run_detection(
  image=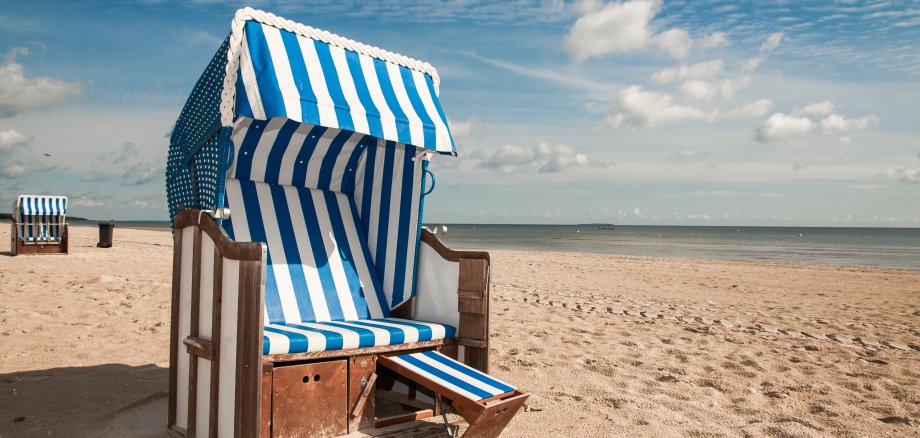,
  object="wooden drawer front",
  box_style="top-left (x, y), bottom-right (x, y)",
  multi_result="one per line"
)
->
top-left (272, 360), bottom-right (347, 438)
